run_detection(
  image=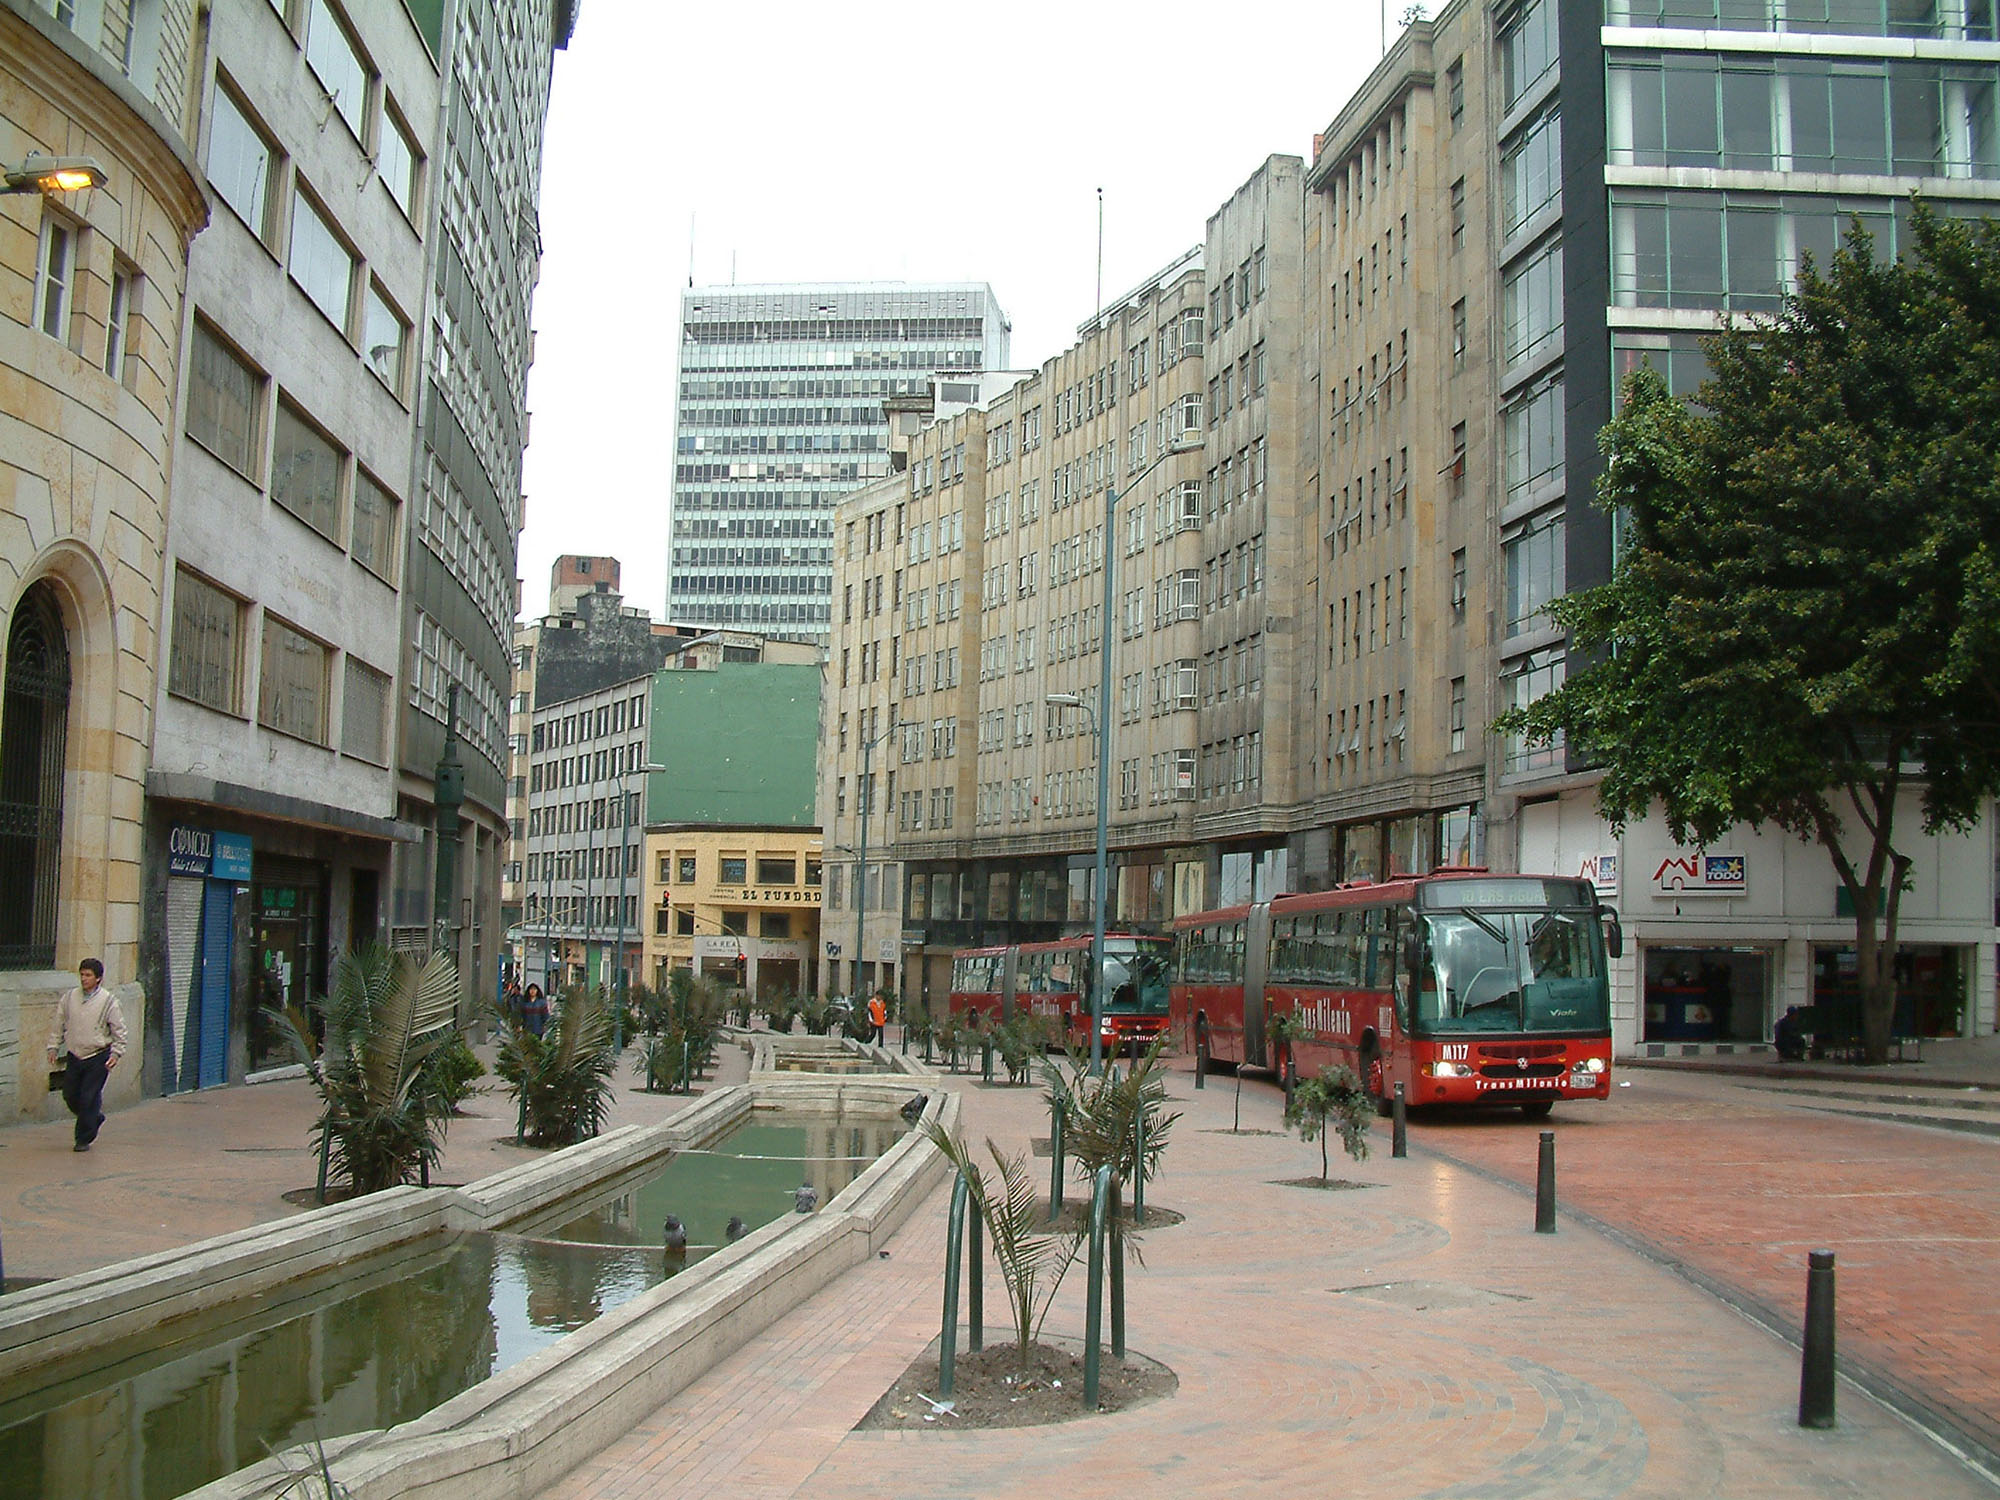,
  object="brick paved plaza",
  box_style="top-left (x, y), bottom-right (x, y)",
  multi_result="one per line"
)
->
top-left (2, 1040), bottom-right (1994, 1499)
